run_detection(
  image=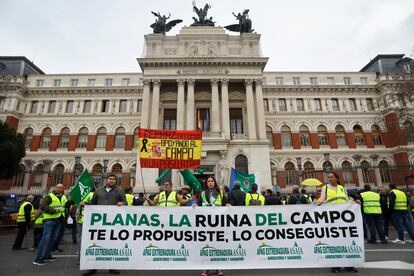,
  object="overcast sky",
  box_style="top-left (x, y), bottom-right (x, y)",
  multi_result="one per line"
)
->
top-left (1, 0), bottom-right (413, 74)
